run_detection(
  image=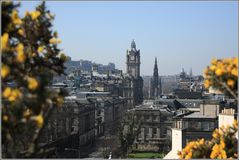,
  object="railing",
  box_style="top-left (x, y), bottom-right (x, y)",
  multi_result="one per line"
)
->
top-left (221, 108), bottom-right (236, 115)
